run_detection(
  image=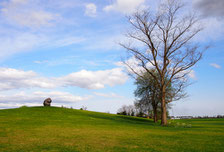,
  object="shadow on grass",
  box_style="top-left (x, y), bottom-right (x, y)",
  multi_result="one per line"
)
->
top-left (116, 115), bottom-right (153, 123)
top-left (87, 112), bottom-right (157, 126)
